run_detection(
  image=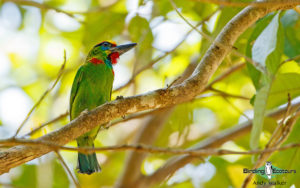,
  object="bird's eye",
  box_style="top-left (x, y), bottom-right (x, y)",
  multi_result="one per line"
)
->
top-left (102, 42), bottom-right (110, 47)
